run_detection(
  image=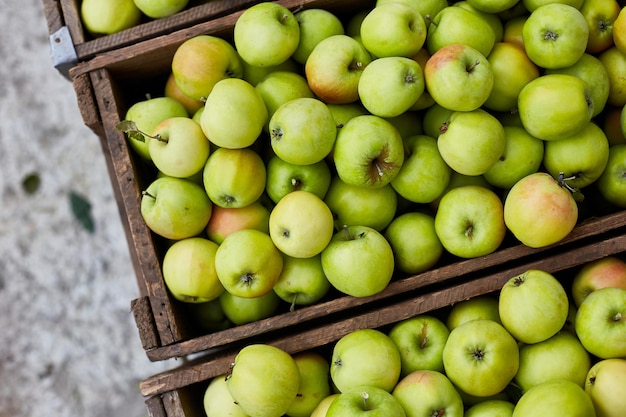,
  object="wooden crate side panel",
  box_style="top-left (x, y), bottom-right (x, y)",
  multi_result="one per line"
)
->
top-left (145, 395), bottom-right (167, 417)
top-left (59, 0), bottom-right (84, 46)
top-left (73, 72), bottom-right (103, 138)
top-left (131, 296), bottom-right (160, 351)
top-left (42, 0), bottom-right (64, 34)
